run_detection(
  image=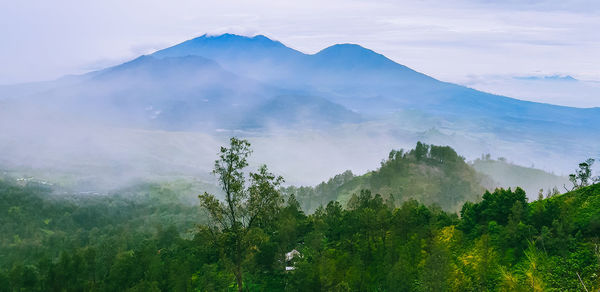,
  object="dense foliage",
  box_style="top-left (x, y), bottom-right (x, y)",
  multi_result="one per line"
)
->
top-left (0, 179), bottom-right (205, 291)
top-left (2, 140), bottom-right (600, 291)
top-left (285, 142), bottom-right (488, 213)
